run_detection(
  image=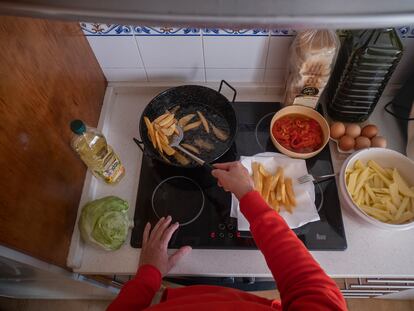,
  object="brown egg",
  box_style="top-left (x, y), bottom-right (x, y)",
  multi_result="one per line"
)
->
top-left (361, 124), bottom-right (378, 139)
top-left (338, 135), bottom-right (355, 151)
top-left (345, 124), bottom-right (361, 138)
top-left (330, 122), bottom-right (346, 139)
top-left (355, 136), bottom-right (371, 150)
top-left (371, 136), bottom-right (387, 148)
